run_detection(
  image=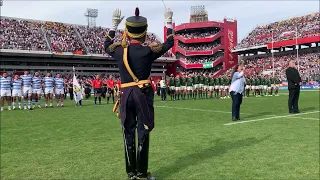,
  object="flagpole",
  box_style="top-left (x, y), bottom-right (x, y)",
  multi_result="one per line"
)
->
top-left (272, 30), bottom-right (275, 78)
top-left (295, 27), bottom-right (299, 71)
